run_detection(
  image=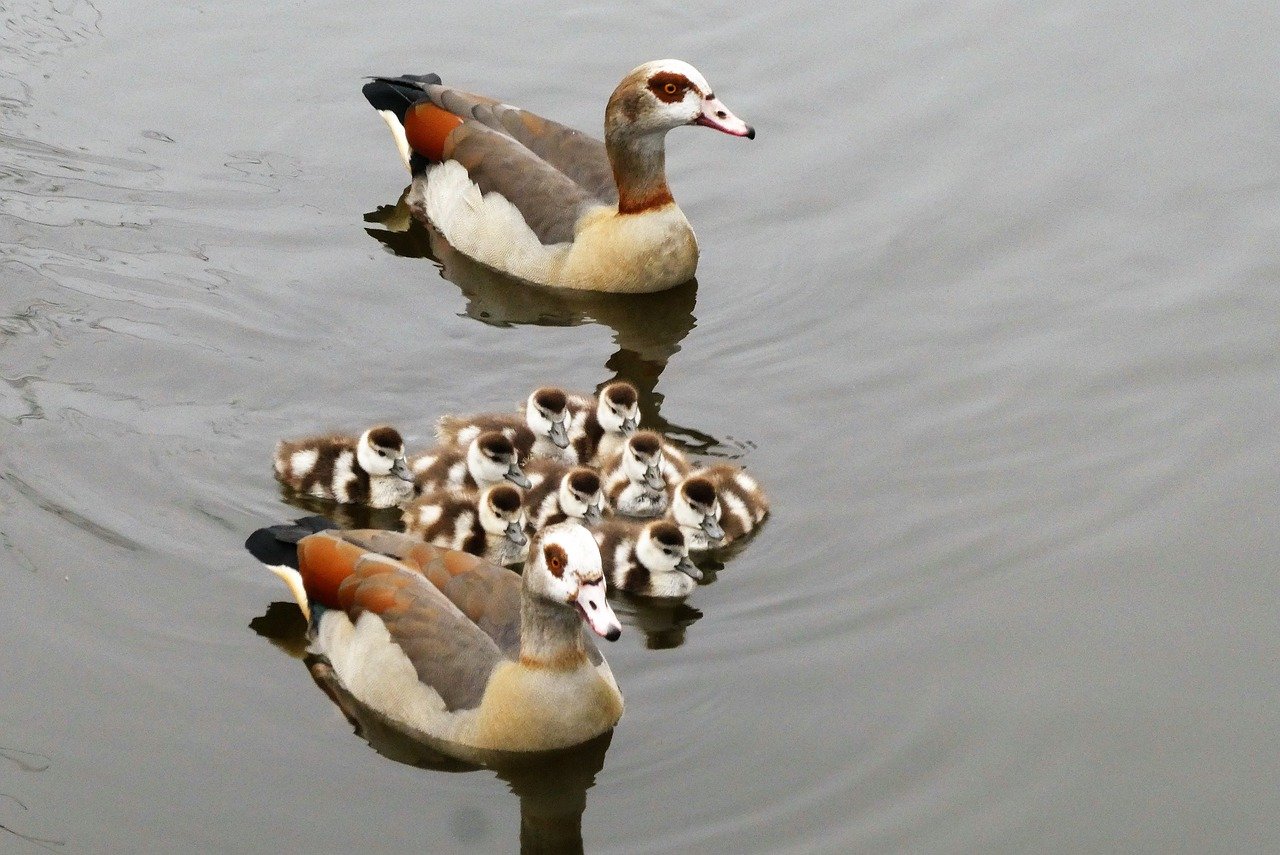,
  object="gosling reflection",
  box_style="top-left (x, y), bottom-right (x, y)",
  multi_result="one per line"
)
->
top-left (249, 605), bottom-right (611, 855)
top-left (365, 193), bottom-right (736, 456)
